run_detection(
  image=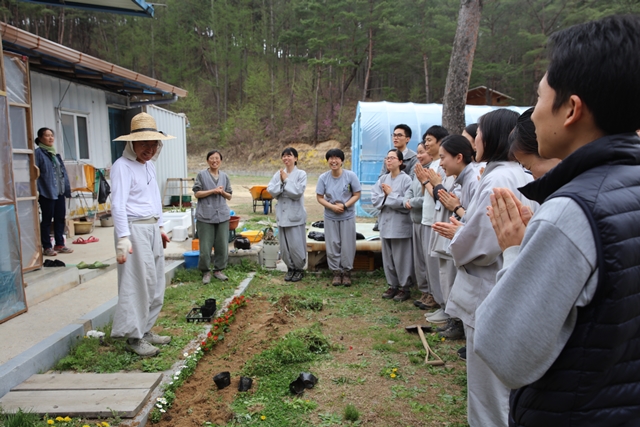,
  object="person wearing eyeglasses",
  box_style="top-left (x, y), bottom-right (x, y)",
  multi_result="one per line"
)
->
top-left (372, 149), bottom-right (415, 302)
top-left (373, 124), bottom-right (418, 232)
top-left (110, 112), bottom-right (173, 357)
